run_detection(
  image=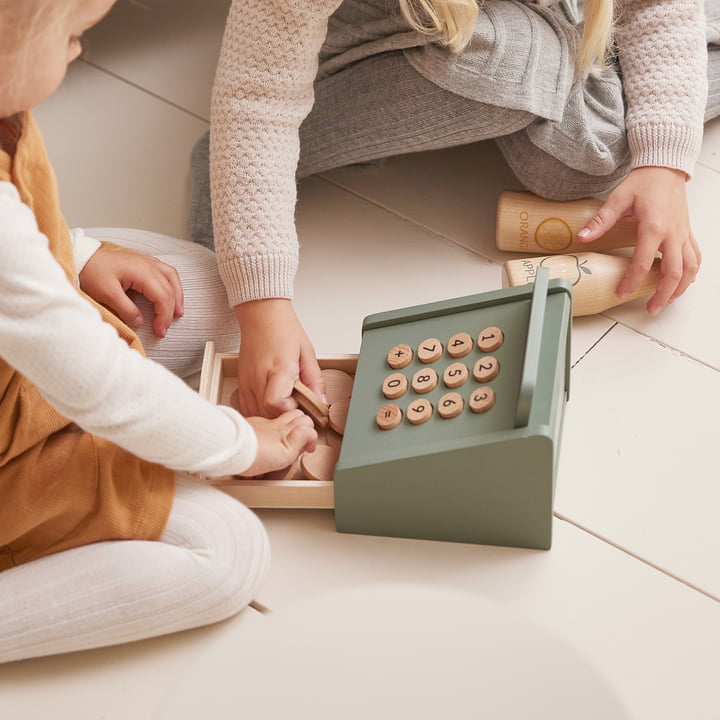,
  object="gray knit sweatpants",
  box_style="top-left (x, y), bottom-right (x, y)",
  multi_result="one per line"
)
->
top-left (189, 4), bottom-right (720, 250)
